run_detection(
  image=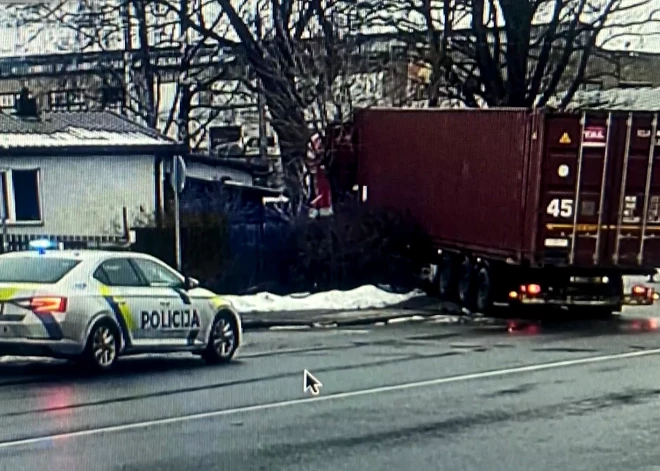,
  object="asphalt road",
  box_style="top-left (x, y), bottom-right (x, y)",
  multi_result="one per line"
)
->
top-left (3, 307), bottom-right (660, 470)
